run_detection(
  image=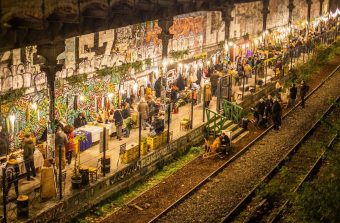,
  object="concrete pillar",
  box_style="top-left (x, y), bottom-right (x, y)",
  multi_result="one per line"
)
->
top-left (158, 18), bottom-right (174, 62)
top-left (37, 41), bottom-right (65, 134)
top-left (221, 3), bottom-right (235, 42)
top-left (307, 0), bottom-right (313, 23)
top-left (319, 0), bottom-right (324, 16)
top-left (288, 0), bottom-right (295, 26)
top-left (261, 0), bottom-right (270, 32)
